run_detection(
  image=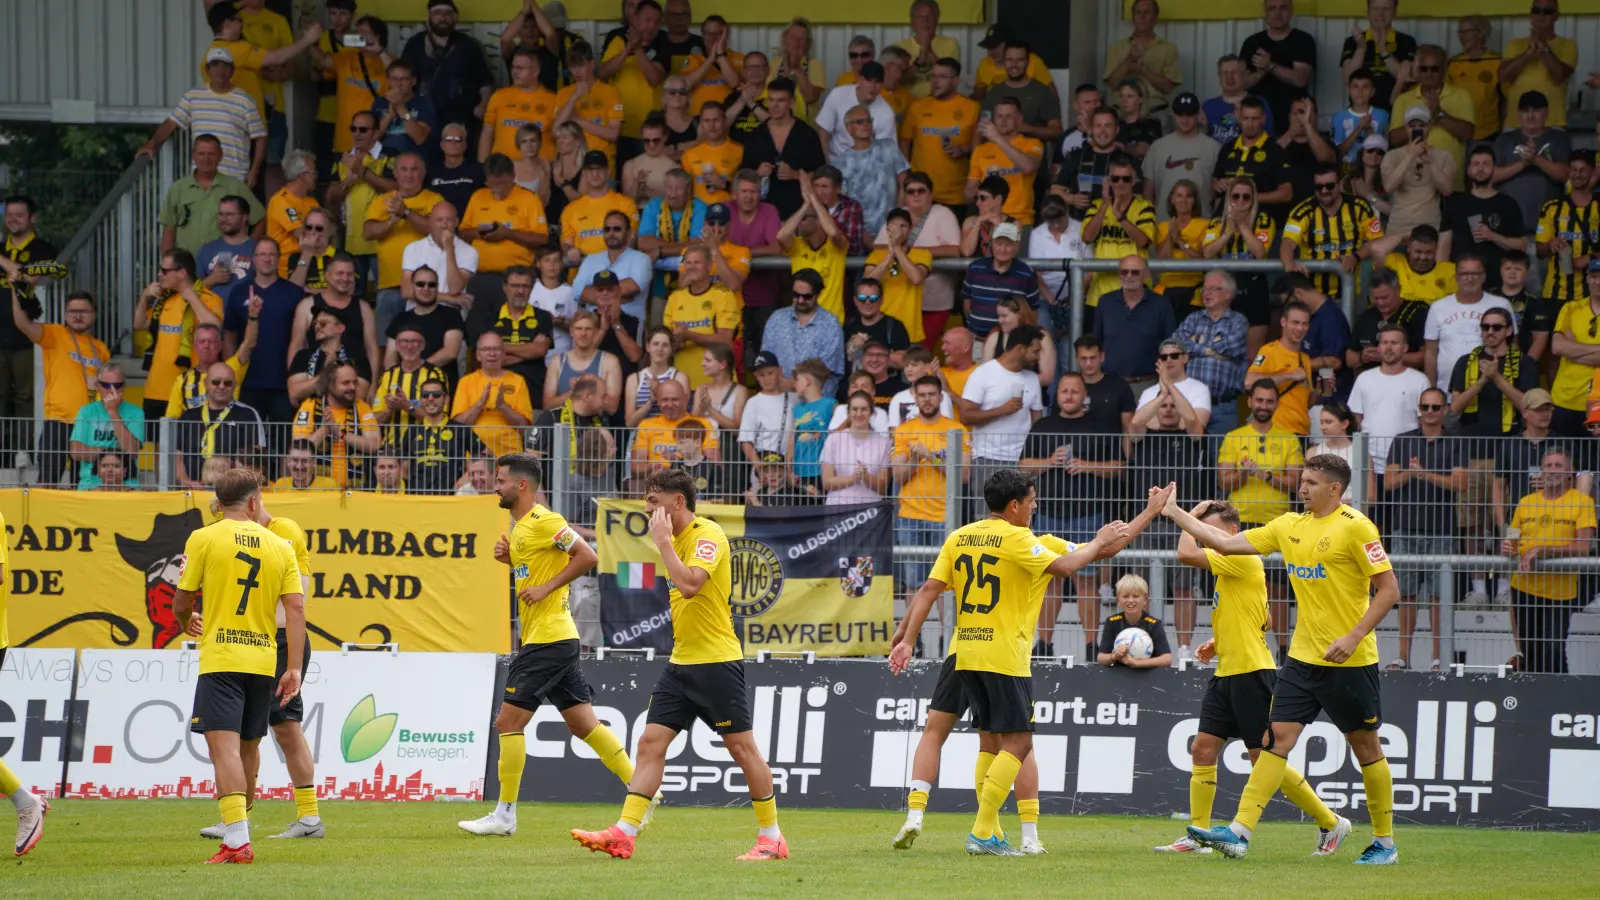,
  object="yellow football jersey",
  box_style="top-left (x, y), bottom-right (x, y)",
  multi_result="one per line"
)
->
top-left (1383, 253), bottom-right (1458, 305)
top-left (265, 517), bottom-right (312, 581)
top-left (933, 518), bottom-right (1064, 677)
top-left (1244, 505), bottom-right (1392, 669)
top-left (1204, 549), bottom-right (1275, 677)
top-left (512, 504), bottom-right (583, 645)
top-left (179, 518), bottom-right (301, 676)
top-left (667, 516), bottom-right (743, 665)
